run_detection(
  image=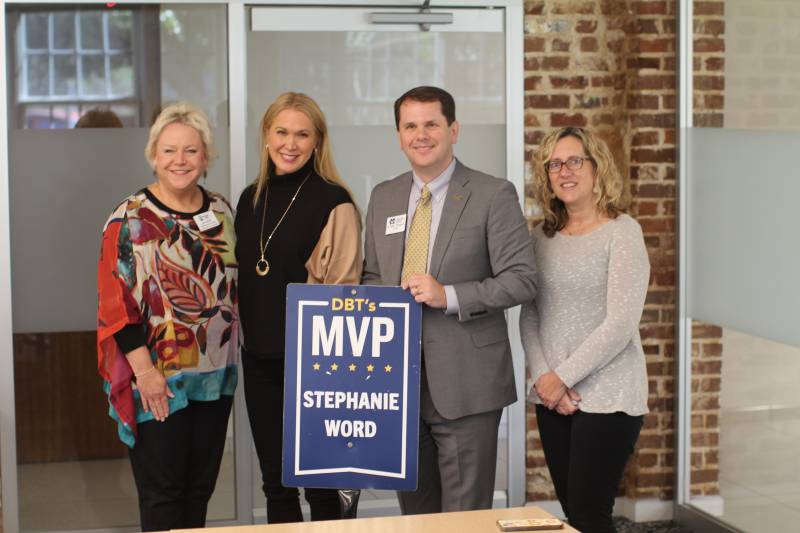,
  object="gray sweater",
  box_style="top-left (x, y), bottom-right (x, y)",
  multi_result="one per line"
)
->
top-left (520, 214), bottom-right (650, 415)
